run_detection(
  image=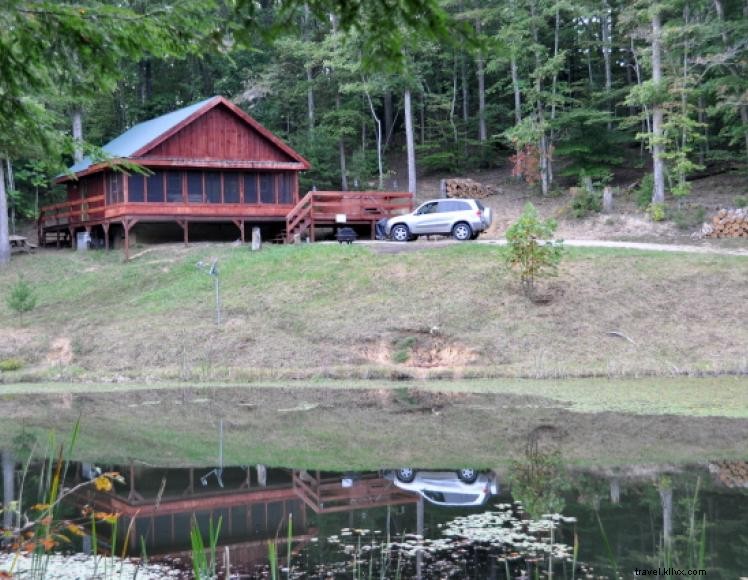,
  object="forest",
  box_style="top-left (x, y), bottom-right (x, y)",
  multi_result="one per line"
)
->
top-left (0, 0), bottom-right (747, 263)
